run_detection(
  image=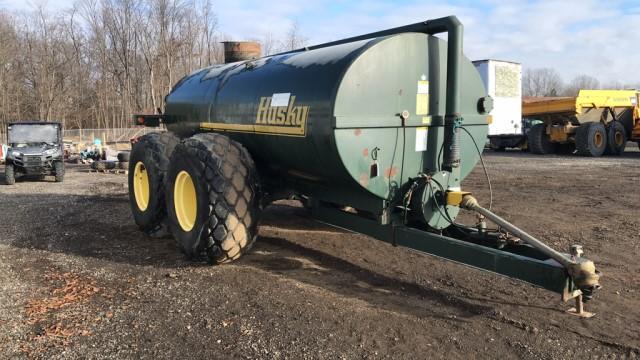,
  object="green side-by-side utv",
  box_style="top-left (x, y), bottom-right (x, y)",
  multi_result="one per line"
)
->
top-left (3, 122), bottom-right (65, 184)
